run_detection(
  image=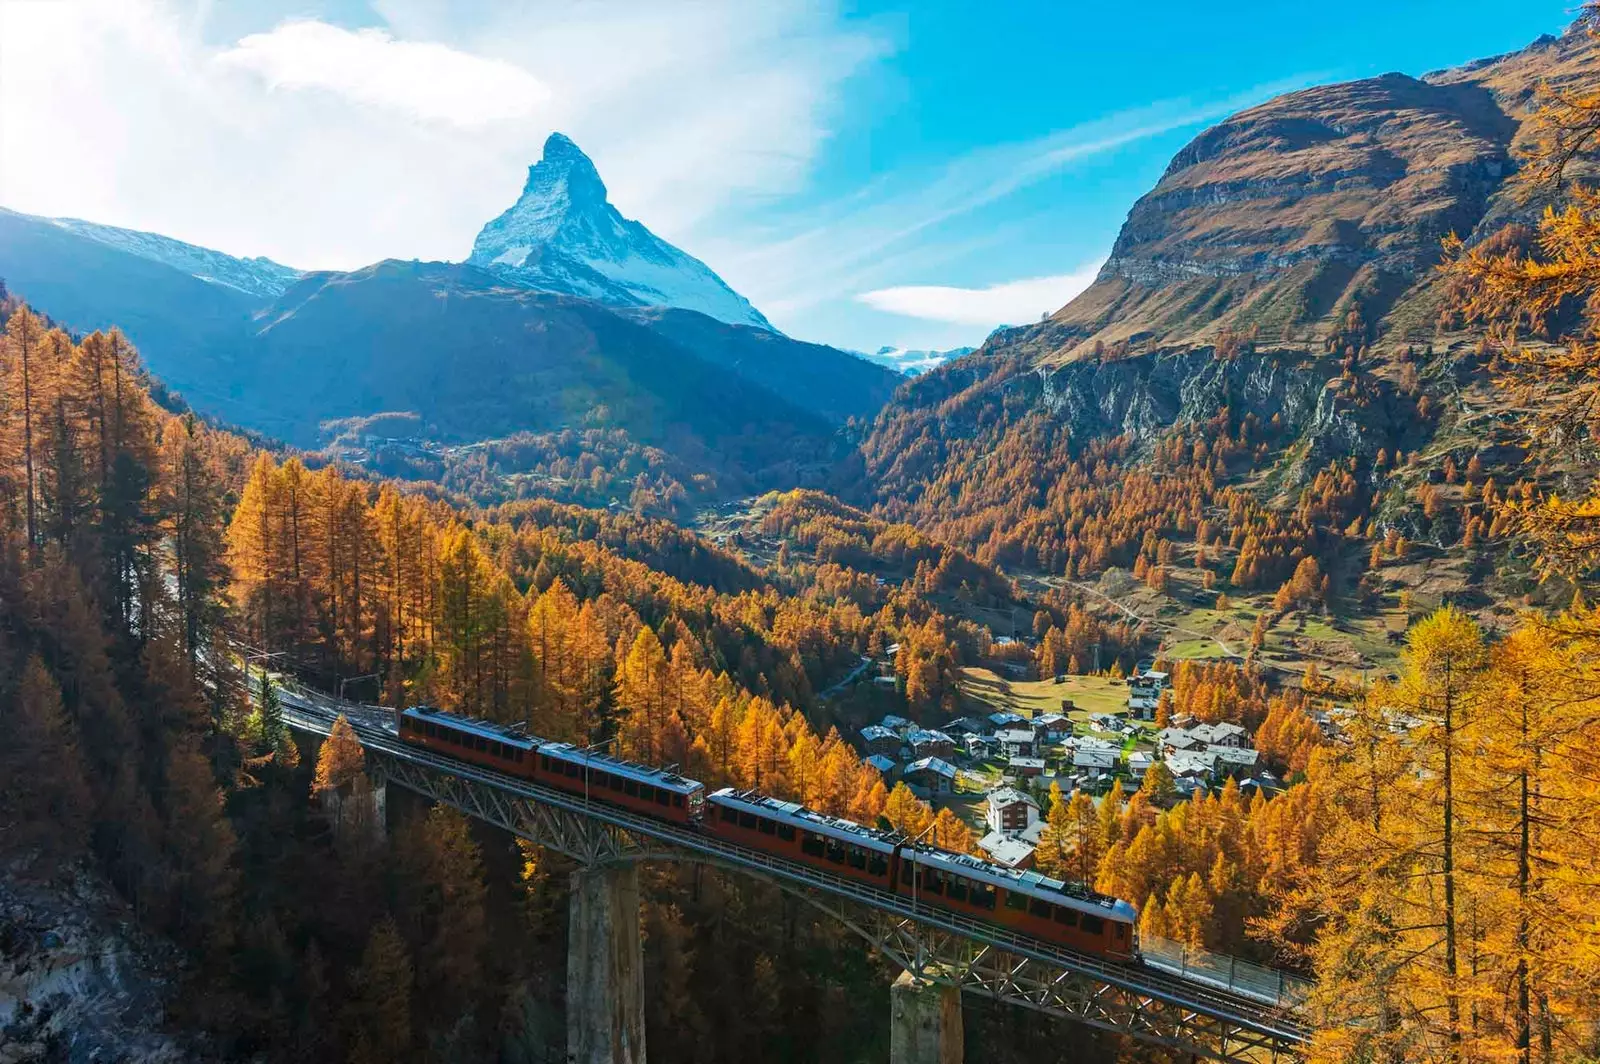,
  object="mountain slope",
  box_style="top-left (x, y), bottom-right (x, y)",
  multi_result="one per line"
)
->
top-left (1018, 29), bottom-right (1590, 364)
top-left (469, 133), bottom-right (772, 330)
top-left (616, 306), bottom-right (900, 423)
top-left (237, 260), bottom-right (838, 482)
